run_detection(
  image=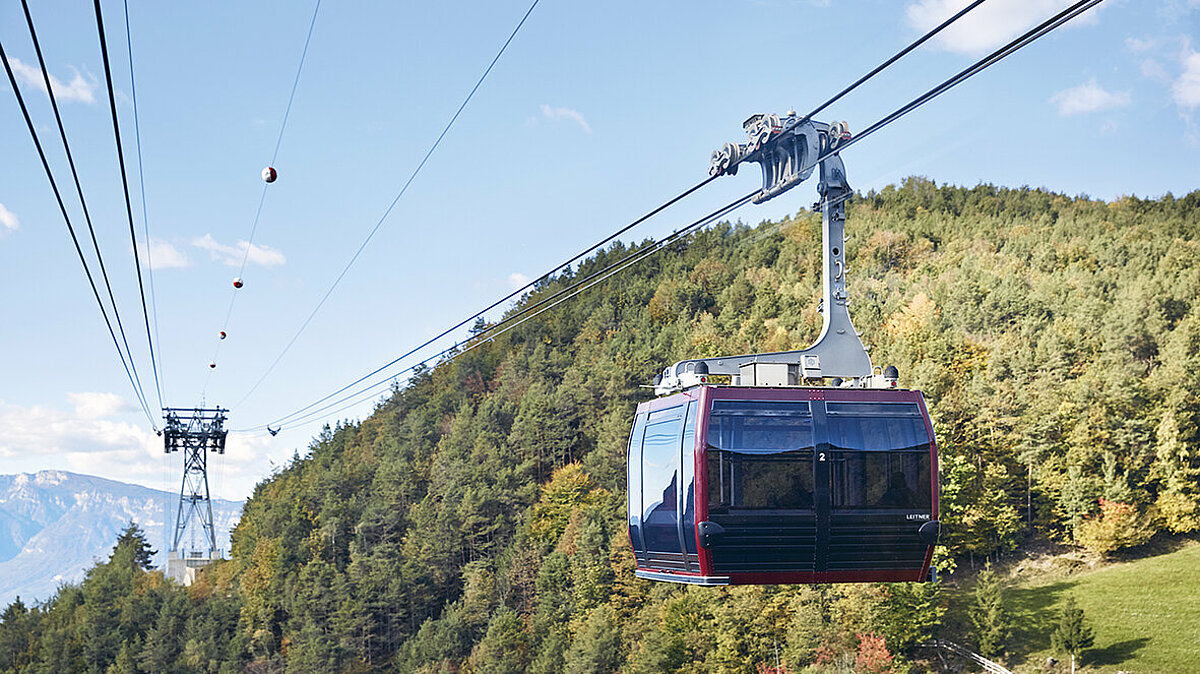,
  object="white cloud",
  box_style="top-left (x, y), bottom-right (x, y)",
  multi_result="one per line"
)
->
top-left (905, 0), bottom-right (1101, 56)
top-left (540, 105), bottom-right (592, 133)
top-left (67, 392), bottom-right (132, 420)
top-left (0, 397), bottom-right (152, 458)
top-left (0, 396), bottom-right (279, 499)
top-left (192, 233), bottom-right (286, 267)
top-left (1050, 79), bottom-right (1131, 115)
top-left (1126, 37), bottom-right (1156, 53)
top-left (1141, 58), bottom-right (1171, 83)
top-left (507, 272), bottom-right (531, 289)
top-left (0, 203), bottom-right (18, 234)
top-left (137, 238), bottom-right (189, 270)
top-left (1173, 49), bottom-right (1200, 109)
top-left (5, 57), bottom-right (97, 104)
